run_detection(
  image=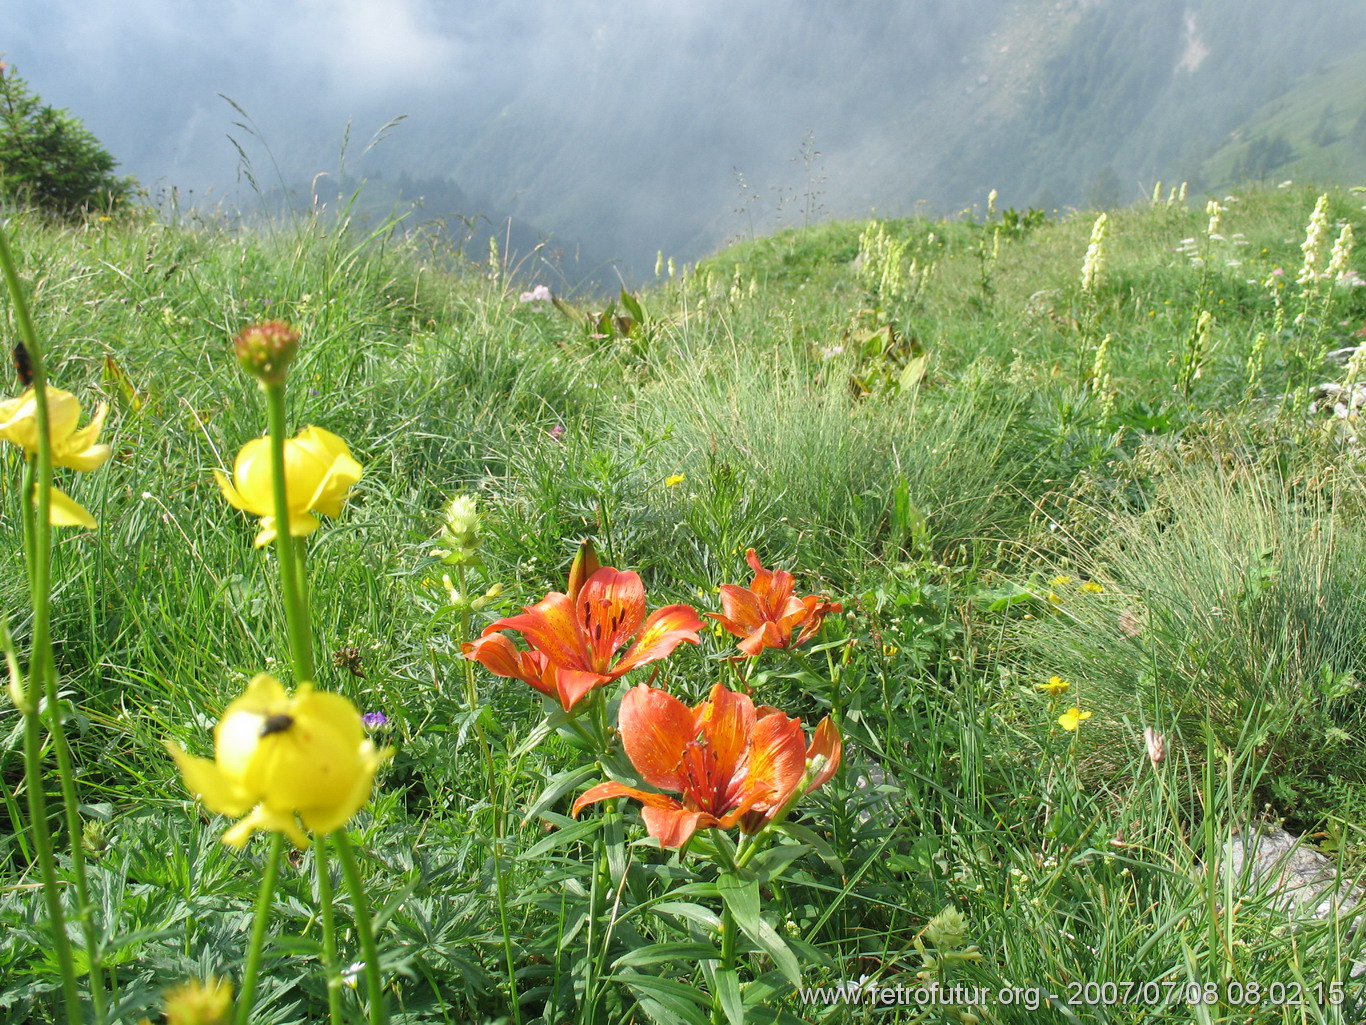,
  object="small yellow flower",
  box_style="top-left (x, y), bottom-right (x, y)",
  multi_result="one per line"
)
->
top-left (1036, 675), bottom-right (1071, 696)
top-left (161, 976), bottom-right (233, 1025)
top-left (665, 473), bottom-right (686, 487)
top-left (1048, 575), bottom-right (1073, 588)
top-left (166, 674), bottom-right (391, 848)
top-left (1058, 706), bottom-right (1093, 731)
top-left (0, 386), bottom-right (112, 527)
top-left (215, 426), bottom-right (361, 546)
top-left (883, 644), bottom-right (899, 658)
top-left (1080, 581), bottom-right (1104, 594)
